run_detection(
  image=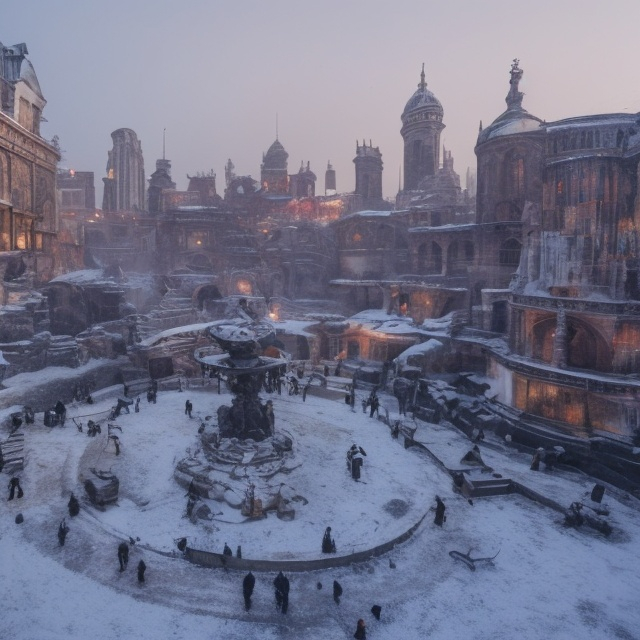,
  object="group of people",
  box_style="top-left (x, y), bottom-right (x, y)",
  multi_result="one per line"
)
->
top-left (117, 541), bottom-right (146, 582)
top-left (222, 543), bottom-right (242, 558)
top-left (44, 400), bottom-right (67, 427)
